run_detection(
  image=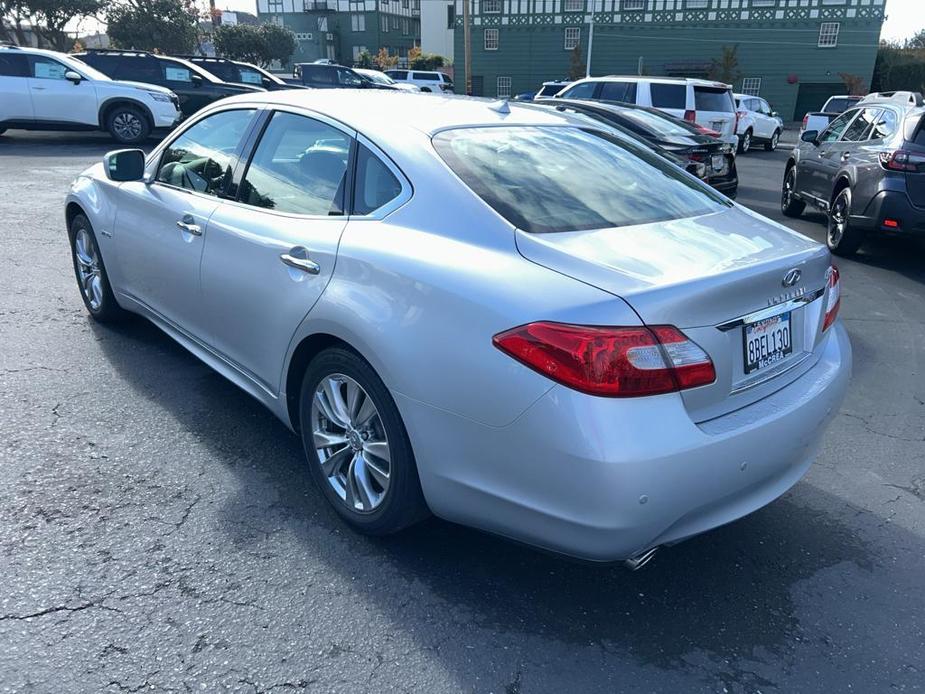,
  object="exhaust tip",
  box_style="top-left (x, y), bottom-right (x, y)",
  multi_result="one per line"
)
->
top-left (624, 547), bottom-right (659, 571)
